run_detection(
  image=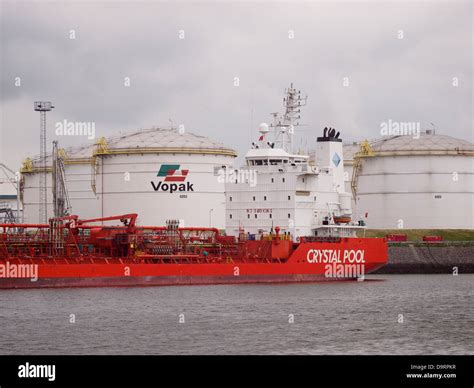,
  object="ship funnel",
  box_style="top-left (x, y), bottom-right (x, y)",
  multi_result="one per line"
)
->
top-left (318, 127), bottom-right (343, 142)
top-left (316, 126), bottom-right (345, 193)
